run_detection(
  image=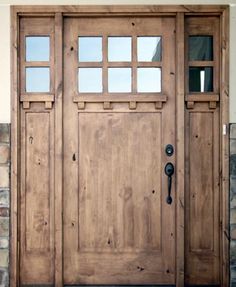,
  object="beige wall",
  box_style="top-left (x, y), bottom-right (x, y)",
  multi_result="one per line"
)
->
top-left (0, 1), bottom-right (235, 122)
